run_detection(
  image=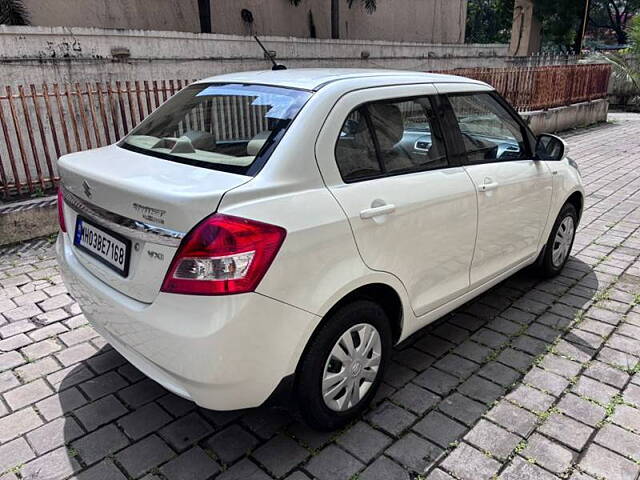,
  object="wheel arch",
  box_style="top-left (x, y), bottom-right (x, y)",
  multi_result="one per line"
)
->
top-left (566, 190), bottom-right (584, 221)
